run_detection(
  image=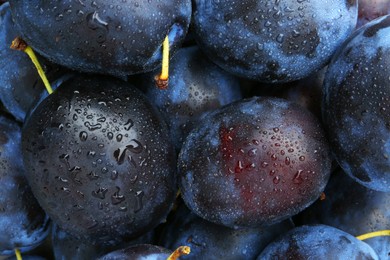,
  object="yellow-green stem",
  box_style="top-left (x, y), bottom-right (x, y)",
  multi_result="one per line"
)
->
top-left (10, 37), bottom-right (53, 95)
top-left (155, 35), bottom-right (170, 89)
top-left (356, 230), bottom-right (390, 241)
top-left (15, 248), bottom-right (22, 260)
